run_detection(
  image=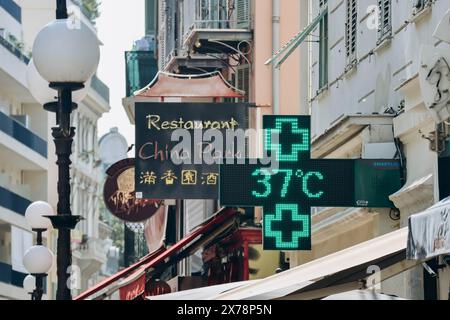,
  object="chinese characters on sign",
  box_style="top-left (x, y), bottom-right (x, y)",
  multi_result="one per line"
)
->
top-left (220, 116), bottom-right (403, 251)
top-left (135, 102), bottom-right (249, 199)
